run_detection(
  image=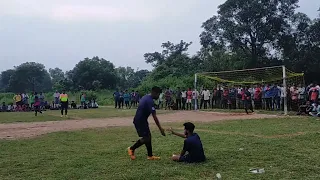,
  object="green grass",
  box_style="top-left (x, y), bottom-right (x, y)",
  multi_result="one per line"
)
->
top-left (0, 107), bottom-right (168, 123)
top-left (1, 117), bottom-right (320, 179)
